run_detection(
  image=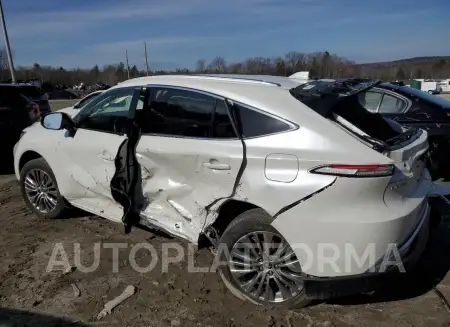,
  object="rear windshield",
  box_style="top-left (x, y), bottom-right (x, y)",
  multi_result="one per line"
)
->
top-left (19, 85), bottom-right (43, 98)
top-left (289, 81), bottom-right (401, 142)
